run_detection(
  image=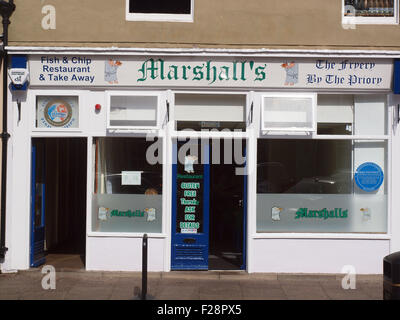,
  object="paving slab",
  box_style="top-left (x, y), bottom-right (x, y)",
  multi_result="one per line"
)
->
top-left (0, 270), bottom-right (384, 300)
top-left (155, 284), bottom-right (200, 300)
top-left (319, 281), bottom-right (376, 300)
top-left (161, 271), bottom-right (220, 280)
top-left (199, 281), bottom-right (243, 300)
top-left (281, 282), bottom-right (330, 300)
top-left (241, 286), bottom-right (288, 300)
